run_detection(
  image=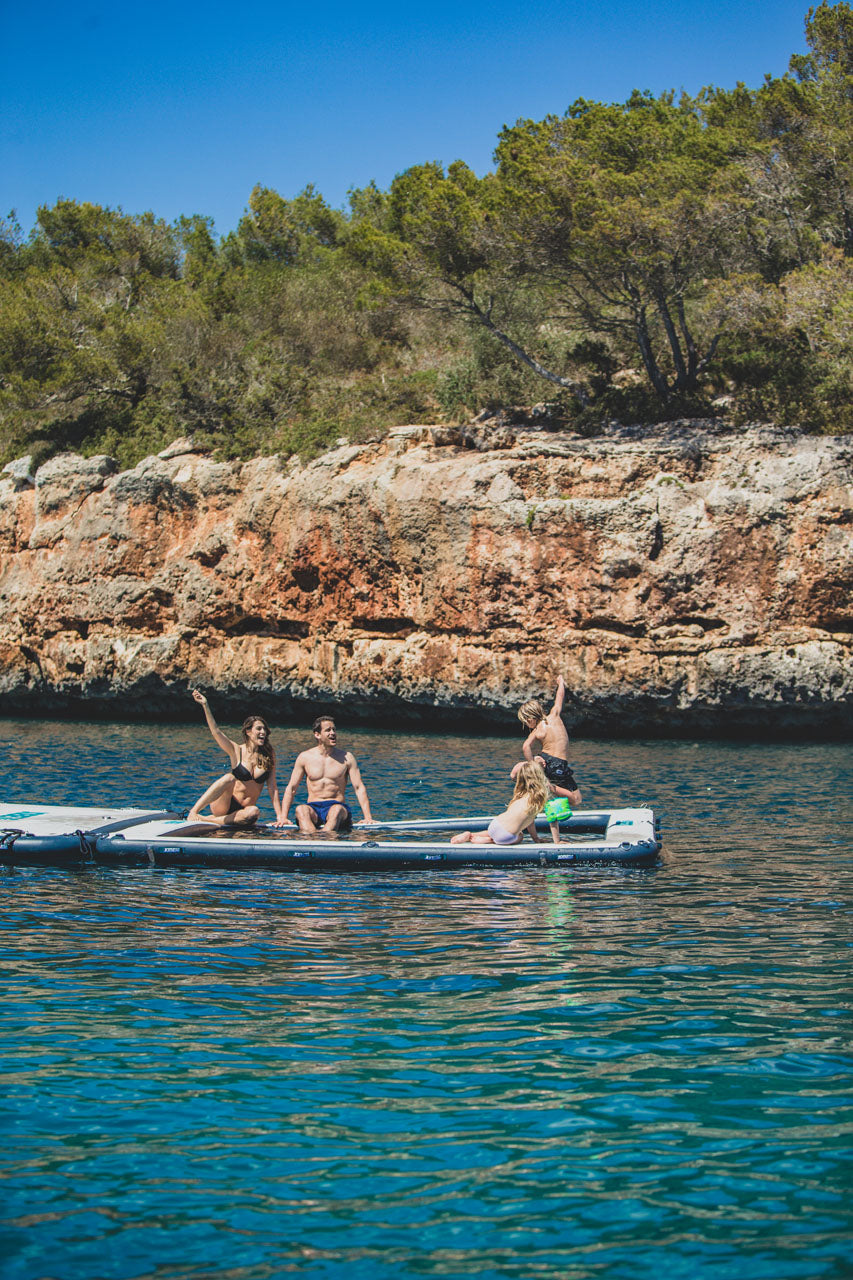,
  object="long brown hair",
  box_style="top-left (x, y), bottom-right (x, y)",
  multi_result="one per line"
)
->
top-left (242, 714), bottom-right (274, 772)
top-left (512, 762), bottom-right (550, 815)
